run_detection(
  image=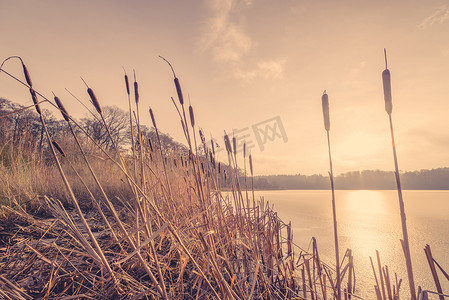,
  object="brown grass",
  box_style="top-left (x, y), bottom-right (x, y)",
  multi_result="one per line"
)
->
top-left (0, 55), bottom-right (422, 299)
